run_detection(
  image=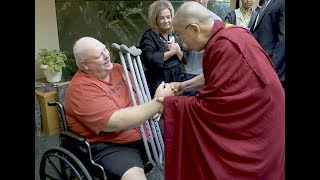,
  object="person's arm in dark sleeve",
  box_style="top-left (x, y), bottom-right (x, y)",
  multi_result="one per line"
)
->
top-left (272, 0), bottom-right (285, 74)
top-left (139, 31), bottom-right (164, 68)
